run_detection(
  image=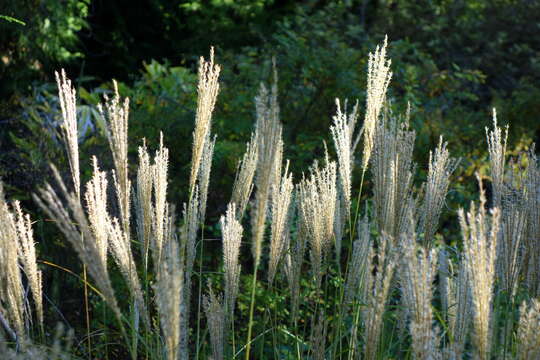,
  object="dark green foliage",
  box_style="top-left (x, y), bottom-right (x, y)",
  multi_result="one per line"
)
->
top-left (0, 0), bottom-right (89, 97)
top-left (1, 1), bottom-right (540, 357)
